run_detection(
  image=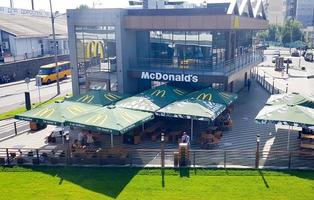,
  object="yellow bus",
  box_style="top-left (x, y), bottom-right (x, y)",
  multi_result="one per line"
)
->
top-left (37, 61), bottom-right (71, 84)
